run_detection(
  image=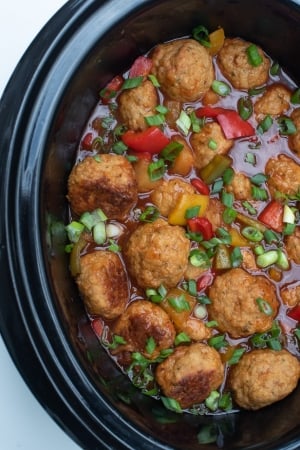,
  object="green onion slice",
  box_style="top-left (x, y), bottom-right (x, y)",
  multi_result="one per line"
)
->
top-left (277, 116), bottom-right (297, 135)
top-left (144, 113), bottom-right (165, 126)
top-left (291, 88), bottom-right (300, 105)
top-left (237, 96), bottom-right (253, 120)
top-left (175, 332), bottom-right (191, 346)
top-left (256, 250), bottom-right (278, 268)
top-left (160, 141), bottom-right (184, 162)
top-left (248, 86), bottom-right (266, 96)
top-left (139, 205), bottom-right (160, 222)
top-left (242, 201), bottom-right (257, 215)
top-left (148, 74), bottom-right (160, 87)
top-left (176, 110), bottom-right (191, 135)
top-left (161, 397), bottom-right (182, 413)
top-left (256, 297), bottom-right (274, 316)
top-left (241, 226), bottom-right (263, 242)
top-left (270, 61), bottom-right (280, 76)
top-left (257, 115), bottom-right (273, 134)
top-left (167, 294), bottom-right (191, 312)
top-left (222, 167), bottom-right (234, 185)
top-left (65, 221), bottom-right (85, 243)
top-left (230, 246), bottom-right (243, 268)
top-left (145, 336), bottom-right (156, 355)
top-left (205, 391), bottom-right (220, 412)
top-left (185, 205), bottom-right (200, 219)
top-left (227, 347), bottom-right (245, 365)
top-left (192, 25), bottom-right (211, 47)
top-left (148, 159), bottom-right (166, 181)
top-left (121, 76), bottom-right (143, 90)
top-left (208, 334), bottom-right (228, 349)
top-left (250, 173), bottom-right (268, 186)
top-left (211, 80), bottom-right (231, 96)
top-left (251, 185), bottom-right (268, 201)
top-left (246, 44), bottom-right (263, 67)
top-left (208, 138), bottom-right (218, 150)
